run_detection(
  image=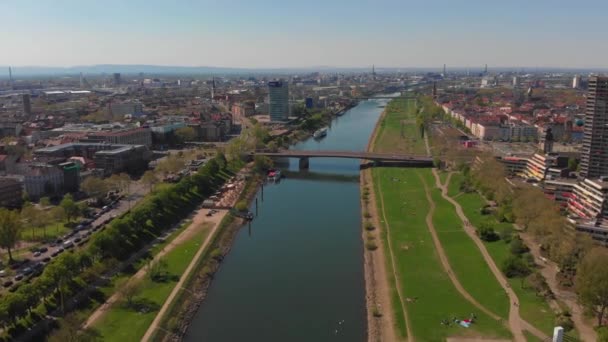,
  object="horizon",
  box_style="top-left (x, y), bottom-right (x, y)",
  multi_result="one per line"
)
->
top-left (2, 0), bottom-right (608, 69)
